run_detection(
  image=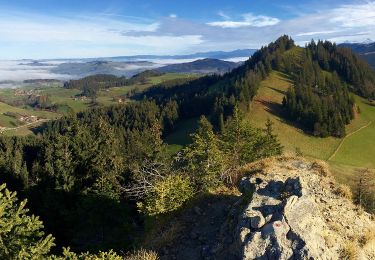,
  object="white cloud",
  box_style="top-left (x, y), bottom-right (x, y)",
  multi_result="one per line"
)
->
top-left (0, 11), bottom-right (203, 59)
top-left (330, 2), bottom-right (375, 27)
top-left (217, 11), bottom-right (230, 20)
top-left (207, 13), bottom-right (280, 28)
top-left (296, 30), bottom-right (341, 37)
top-left (169, 14), bottom-right (177, 18)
